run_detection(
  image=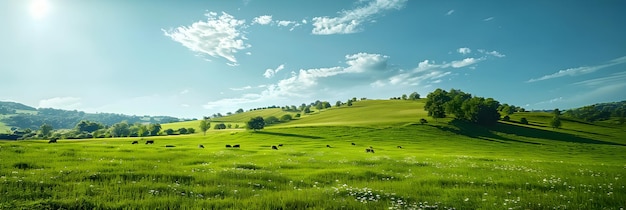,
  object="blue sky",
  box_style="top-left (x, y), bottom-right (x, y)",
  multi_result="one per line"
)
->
top-left (1, 0), bottom-right (625, 119)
